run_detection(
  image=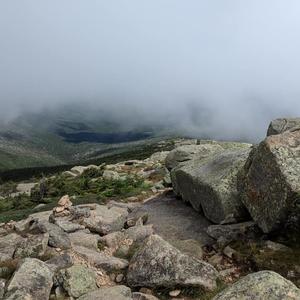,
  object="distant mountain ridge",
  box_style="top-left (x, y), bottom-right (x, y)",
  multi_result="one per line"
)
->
top-left (0, 105), bottom-right (169, 171)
